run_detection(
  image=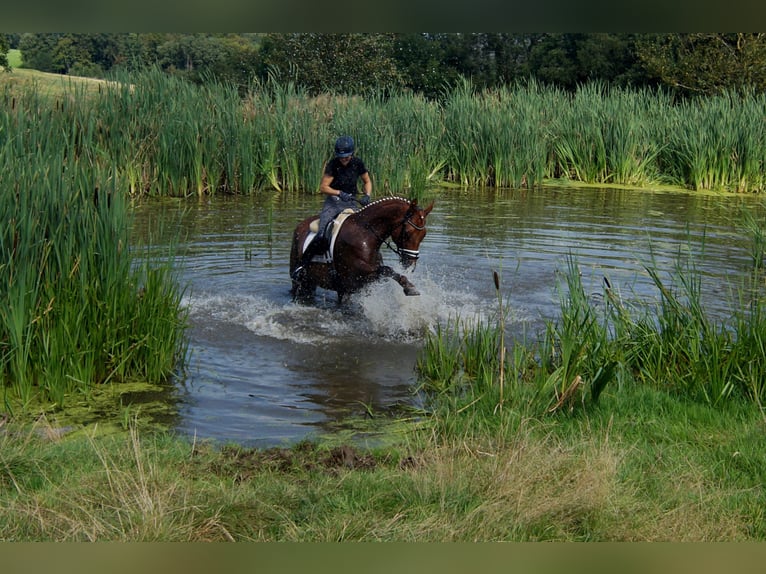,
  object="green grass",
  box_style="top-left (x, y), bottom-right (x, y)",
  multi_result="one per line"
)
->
top-left (0, 65), bottom-right (113, 99)
top-left (1, 389), bottom-right (764, 541)
top-left (0, 71), bottom-right (188, 412)
top-left (7, 49), bottom-right (21, 69)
